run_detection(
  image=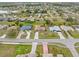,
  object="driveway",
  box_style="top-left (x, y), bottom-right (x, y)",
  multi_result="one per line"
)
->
top-left (34, 32), bottom-right (39, 40)
top-left (43, 42), bottom-right (48, 54)
top-left (30, 42), bottom-right (38, 54)
top-left (16, 31), bottom-right (24, 39)
top-left (57, 32), bottom-right (65, 39)
top-left (0, 34), bottom-right (6, 38)
top-left (29, 32), bottom-right (39, 56)
top-left (25, 30), bottom-right (31, 39)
